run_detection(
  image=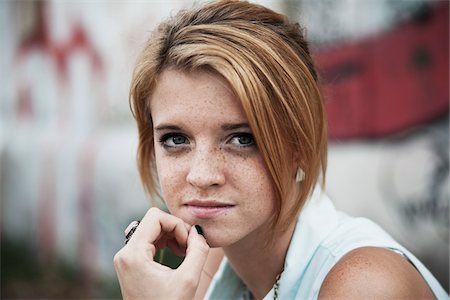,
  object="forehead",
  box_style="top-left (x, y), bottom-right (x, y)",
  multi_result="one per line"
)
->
top-left (150, 69), bottom-right (248, 125)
